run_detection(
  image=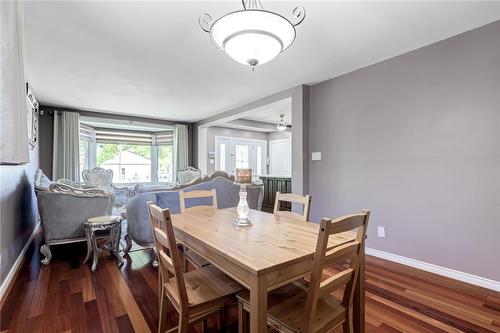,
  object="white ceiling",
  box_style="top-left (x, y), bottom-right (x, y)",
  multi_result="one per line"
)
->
top-left (23, 1), bottom-right (500, 122)
top-left (241, 98), bottom-right (291, 124)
